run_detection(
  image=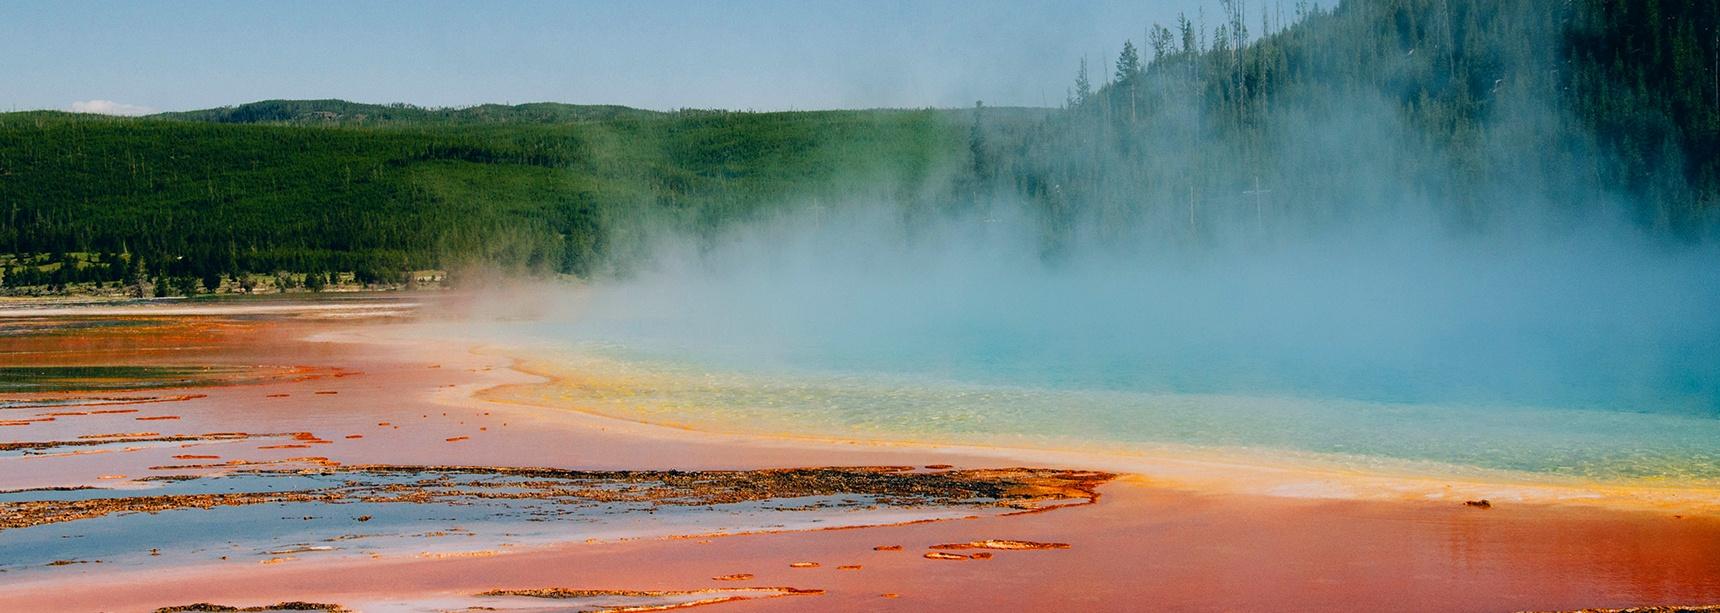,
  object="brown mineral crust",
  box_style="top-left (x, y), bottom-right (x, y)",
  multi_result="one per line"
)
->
top-left (929, 539), bottom-right (1072, 551)
top-left (146, 457), bottom-right (338, 471)
top-left (873, 545), bottom-right (903, 551)
top-left (341, 464), bottom-right (1110, 509)
top-left (3, 432), bottom-right (276, 452)
top-left (0, 464), bottom-right (1111, 535)
top-left (476, 586), bottom-right (824, 598)
top-left (152, 602), bottom-right (349, 612)
top-left (923, 552), bottom-right (969, 560)
top-left (472, 586), bottom-right (826, 613)
top-left (0, 489), bottom-right (347, 530)
top-left (1530, 607), bottom-right (1720, 613)
top-left (0, 394), bottom-right (205, 412)
top-left (711, 574), bottom-right (754, 581)
top-left (0, 485), bottom-right (99, 494)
